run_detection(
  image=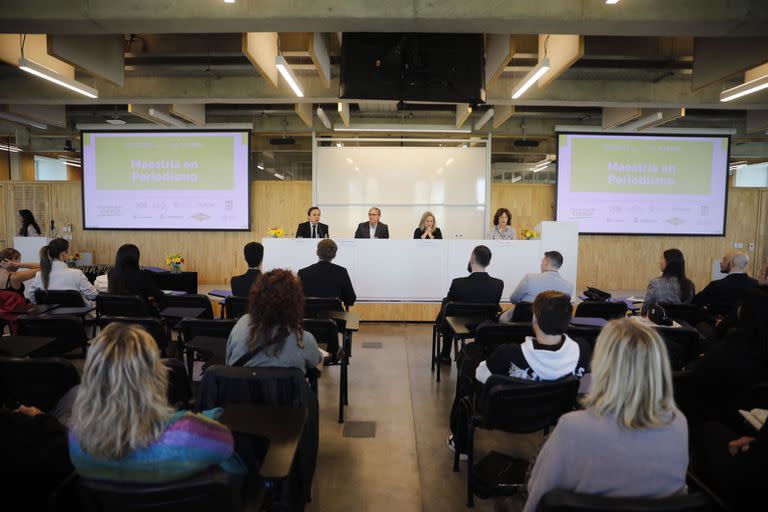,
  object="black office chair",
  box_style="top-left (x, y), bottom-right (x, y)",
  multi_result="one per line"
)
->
top-left (538, 489), bottom-right (713, 512)
top-left (304, 297), bottom-right (344, 317)
top-left (459, 375), bottom-right (580, 506)
top-left (574, 300), bottom-right (628, 320)
top-left (658, 303), bottom-right (705, 326)
top-left (655, 323), bottom-right (701, 370)
top-left (433, 301), bottom-right (500, 382)
top-left (165, 294), bottom-right (214, 319)
top-left (473, 322), bottom-right (534, 357)
top-left (77, 467), bottom-right (250, 512)
top-left (17, 315), bottom-right (89, 357)
top-left (34, 289), bottom-right (87, 307)
top-left (96, 293), bottom-right (152, 318)
top-left (223, 296), bottom-right (249, 319)
top-left (302, 318), bottom-right (340, 361)
top-left (97, 316), bottom-right (169, 354)
top-left (179, 318), bottom-right (238, 380)
top-left (163, 358), bottom-right (193, 409)
top-left (0, 356), bottom-right (80, 412)
top-left (510, 301), bottom-right (534, 322)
